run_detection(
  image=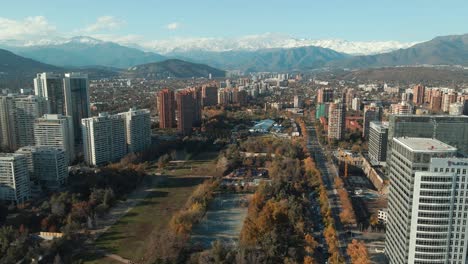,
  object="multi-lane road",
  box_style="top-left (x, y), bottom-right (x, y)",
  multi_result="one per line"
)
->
top-left (306, 123), bottom-right (349, 262)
